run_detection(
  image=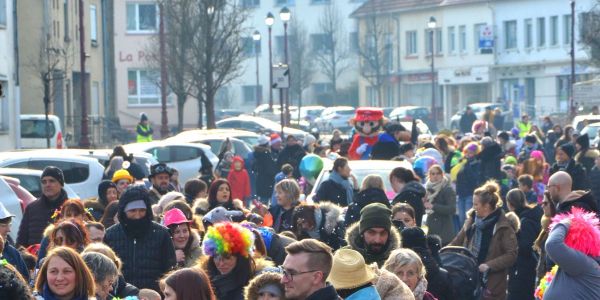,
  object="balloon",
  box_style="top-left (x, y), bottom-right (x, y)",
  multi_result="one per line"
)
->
top-left (299, 154), bottom-right (324, 184)
top-left (413, 156), bottom-right (438, 179)
top-left (416, 148), bottom-right (444, 167)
